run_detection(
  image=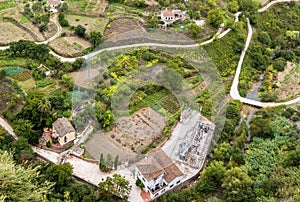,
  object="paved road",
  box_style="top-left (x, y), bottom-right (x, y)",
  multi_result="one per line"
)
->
top-left (36, 15), bottom-right (62, 45)
top-left (0, 117), bottom-right (17, 140)
top-left (258, 0), bottom-right (298, 13)
top-left (230, 18), bottom-right (300, 107)
top-left (0, 14), bottom-right (61, 49)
